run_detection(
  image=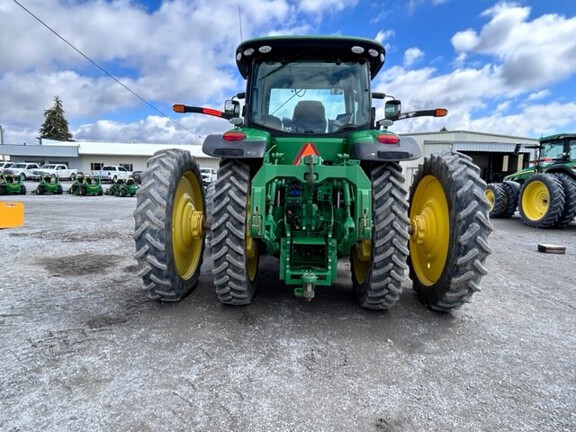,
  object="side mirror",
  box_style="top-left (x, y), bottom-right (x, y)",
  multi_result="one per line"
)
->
top-left (224, 100), bottom-right (241, 118)
top-left (385, 100), bottom-right (401, 121)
